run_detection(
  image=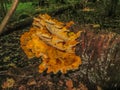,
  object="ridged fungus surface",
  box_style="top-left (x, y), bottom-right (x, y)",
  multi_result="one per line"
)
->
top-left (20, 14), bottom-right (82, 74)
